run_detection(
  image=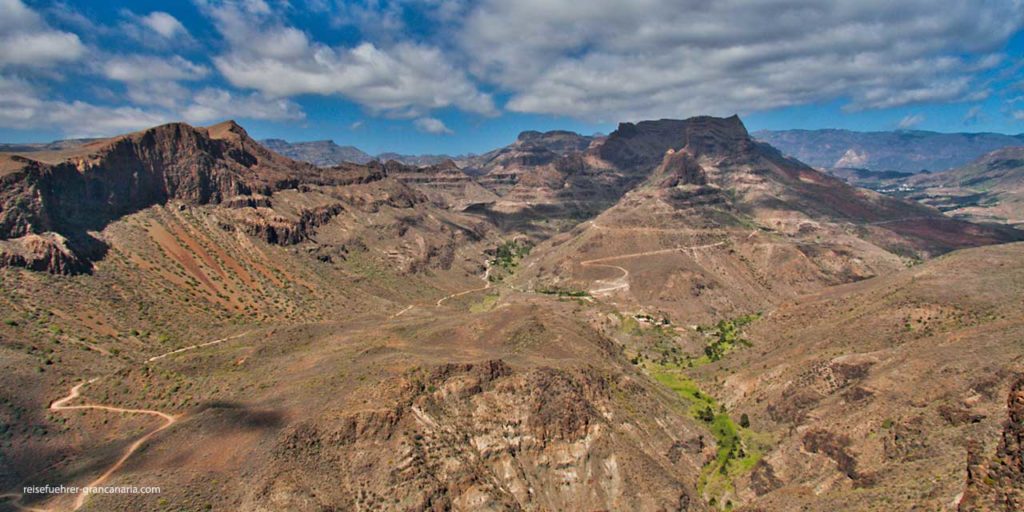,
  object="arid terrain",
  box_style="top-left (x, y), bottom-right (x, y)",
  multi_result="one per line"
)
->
top-left (1, 115), bottom-right (1023, 512)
